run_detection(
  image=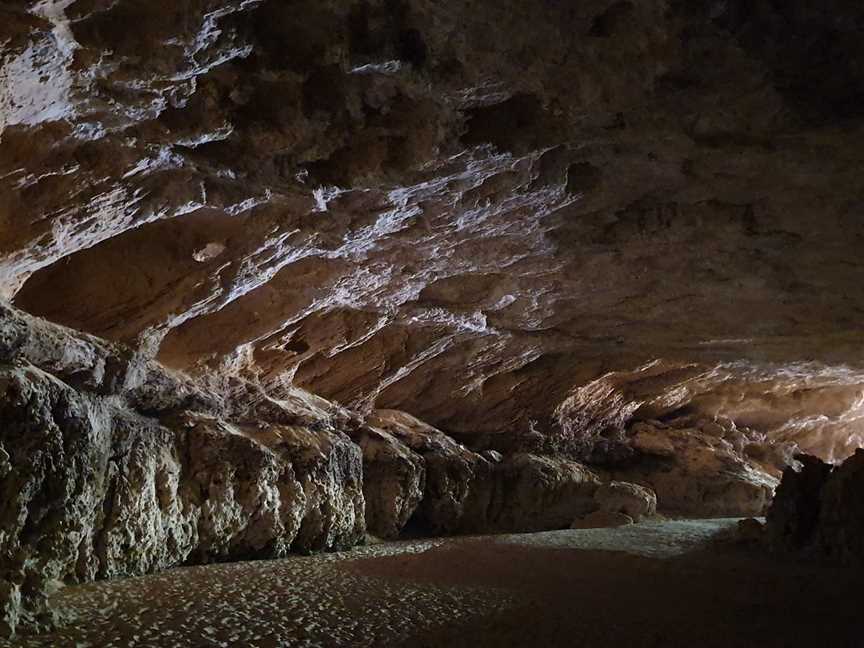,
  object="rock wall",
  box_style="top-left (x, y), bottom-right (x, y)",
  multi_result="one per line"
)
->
top-left (610, 422), bottom-right (777, 518)
top-left (2, 0), bottom-right (863, 452)
top-left (0, 302), bottom-right (606, 637)
top-left (767, 450), bottom-right (864, 564)
top-left (365, 410), bottom-right (600, 535)
top-left (2, 0), bottom-right (863, 635)
top-left (0, 303), bottom-right (367, 636)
